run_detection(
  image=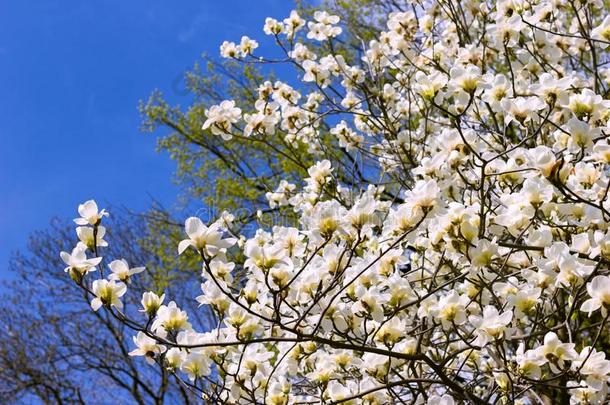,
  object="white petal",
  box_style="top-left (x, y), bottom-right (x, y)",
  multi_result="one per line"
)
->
top-left (590, 276), bottom-right (610, 297)
top-left (60, 251), bottom-right (72, 265)
top-left (91, 298), bottom-right (103, 311)
top-left (109, 259), bottom-right (128, 274)
top-left (79, 200), bottom-right (98, 218)
top-left (185, 217), bottom-right (204, 239)
top-left (115, 283), bottom-right (127, 297)
top-left (178, 239), bottom-right (194, 255)
top-left (580, 298), bottom-right (601, 316)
